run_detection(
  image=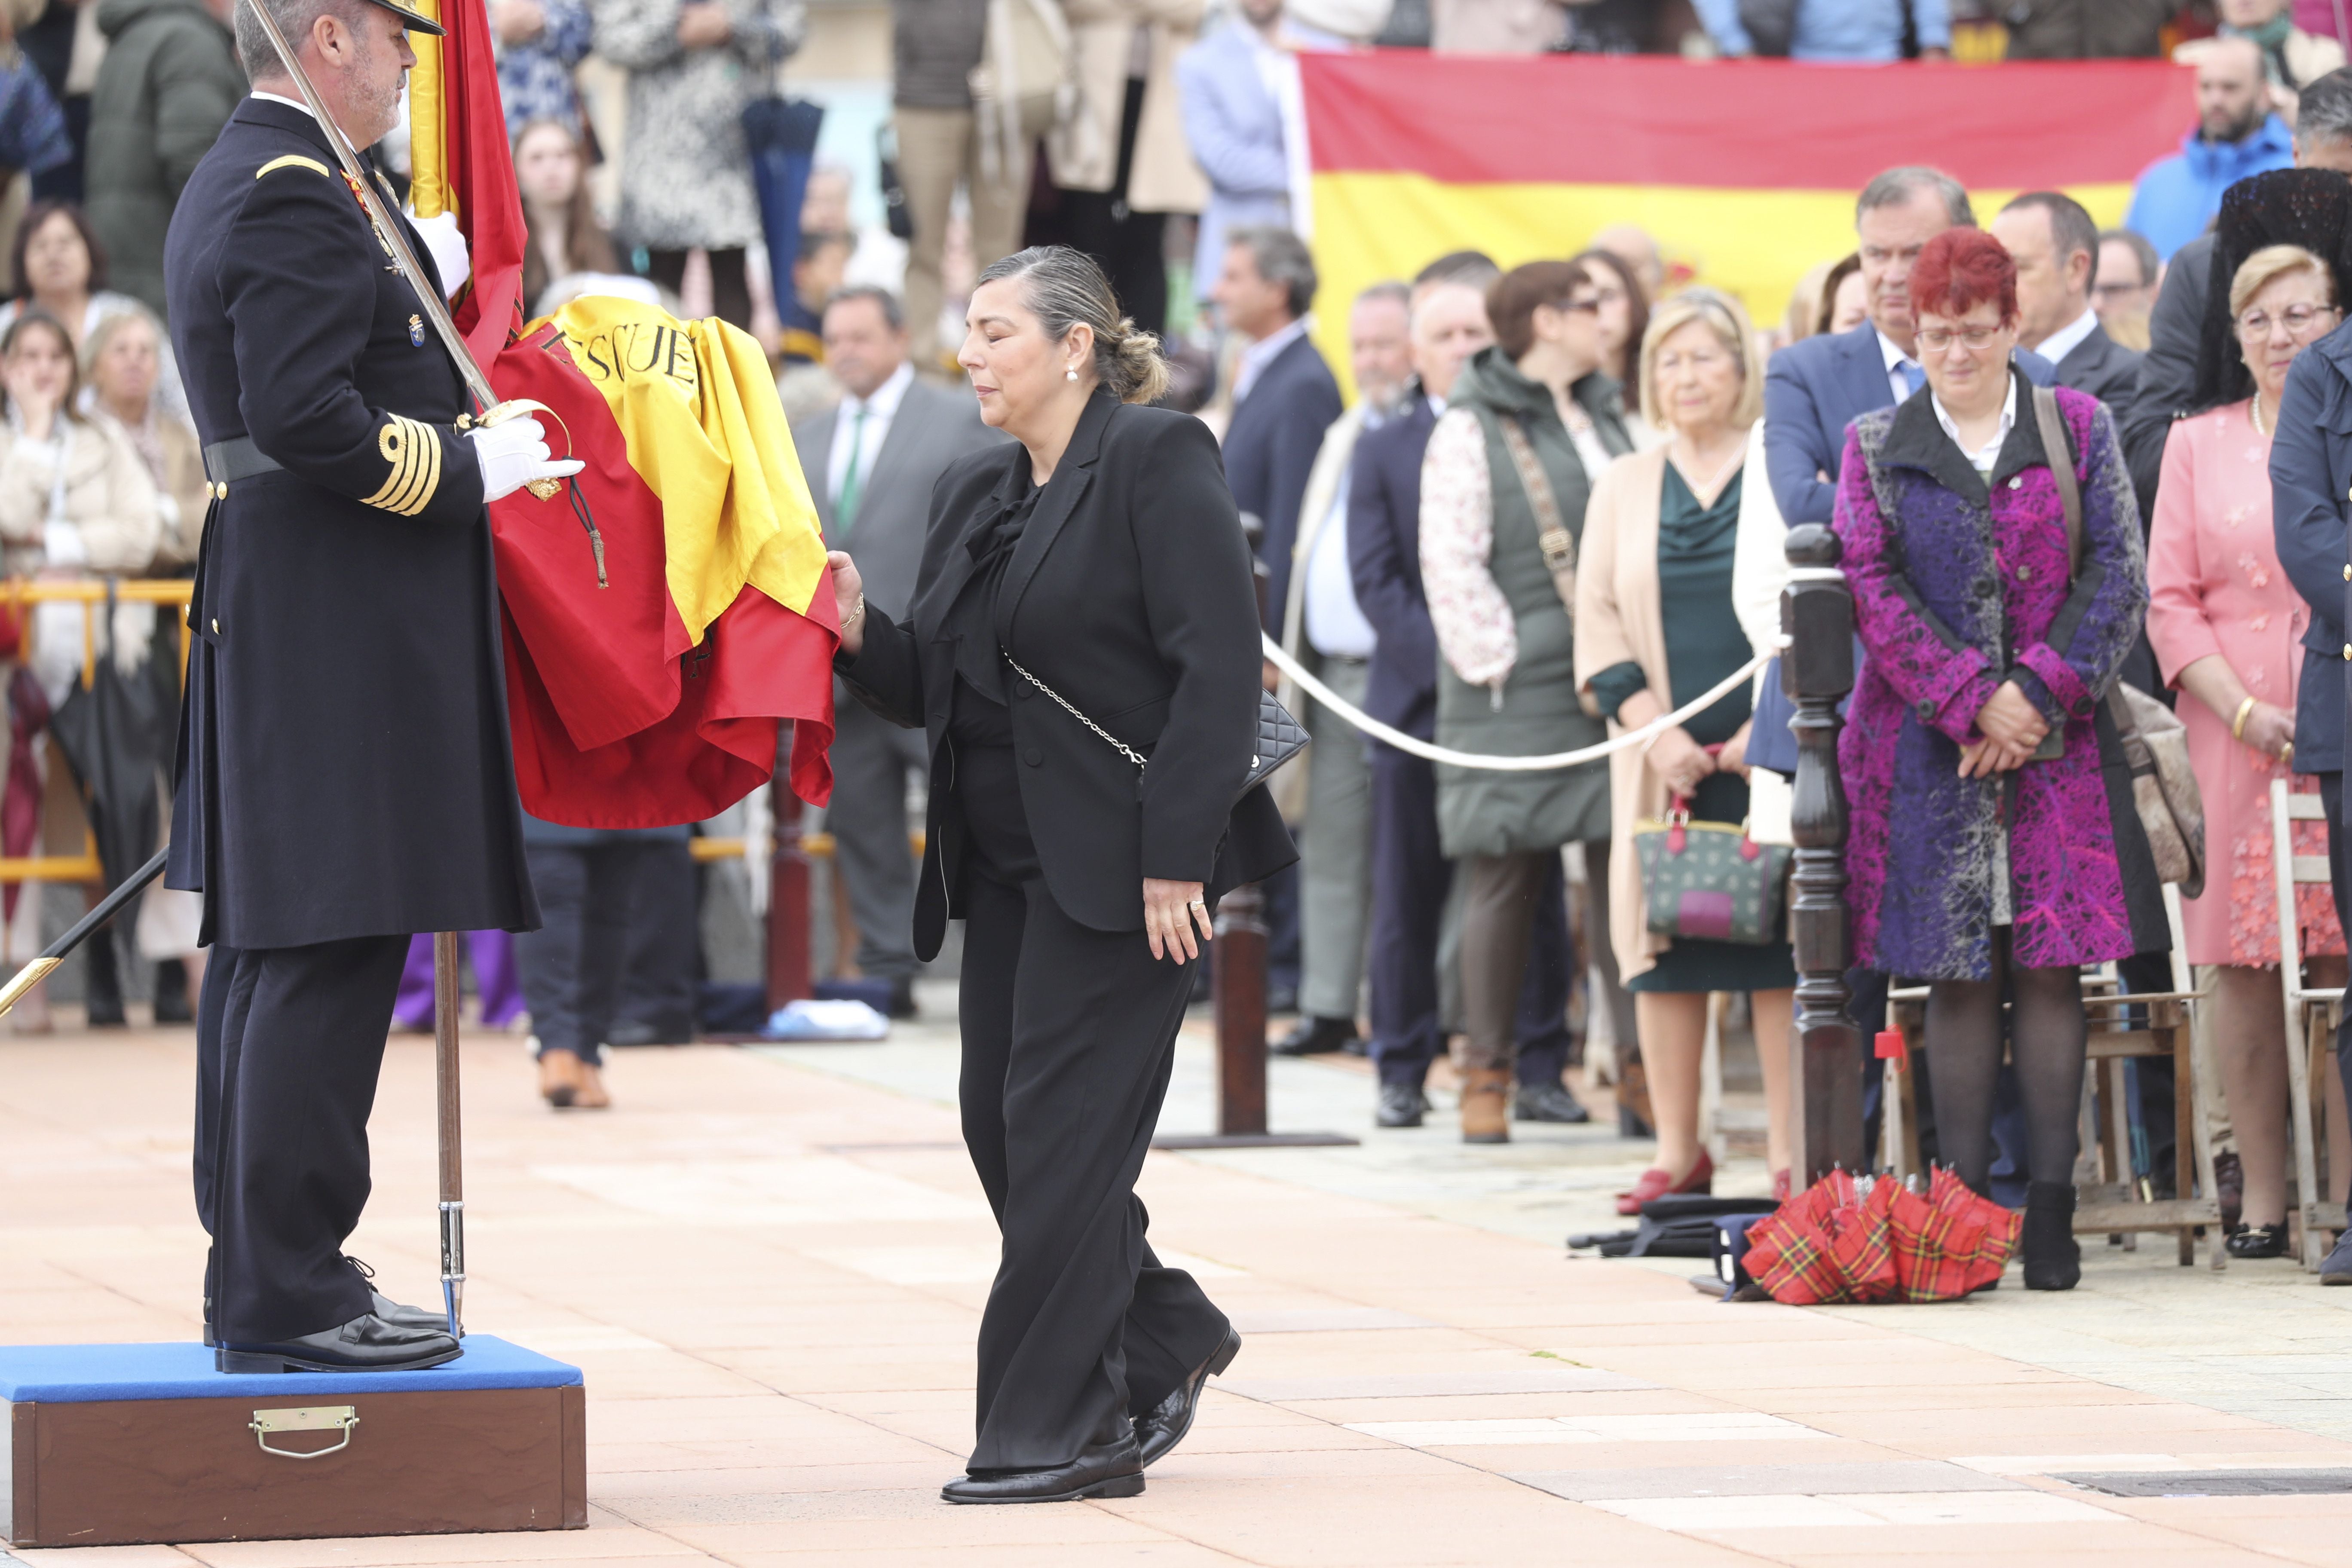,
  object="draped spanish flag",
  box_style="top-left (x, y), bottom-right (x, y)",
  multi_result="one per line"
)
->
top-left (1302, 54), bottom-right (2197, 398)
top-left (407, 0), bottom-right (837, 825)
